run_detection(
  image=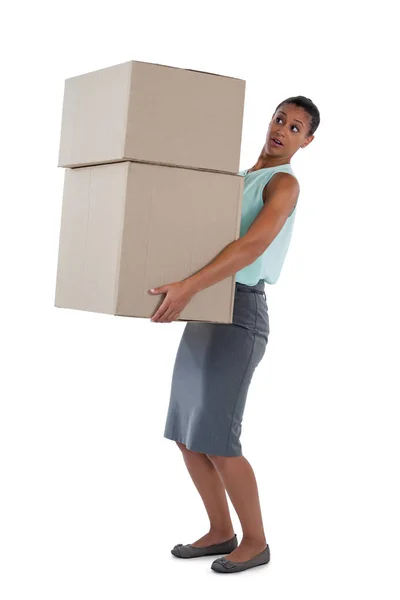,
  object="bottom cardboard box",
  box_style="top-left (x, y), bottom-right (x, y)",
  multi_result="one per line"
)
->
top-left (54, 161), bottom-right (244, 323)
